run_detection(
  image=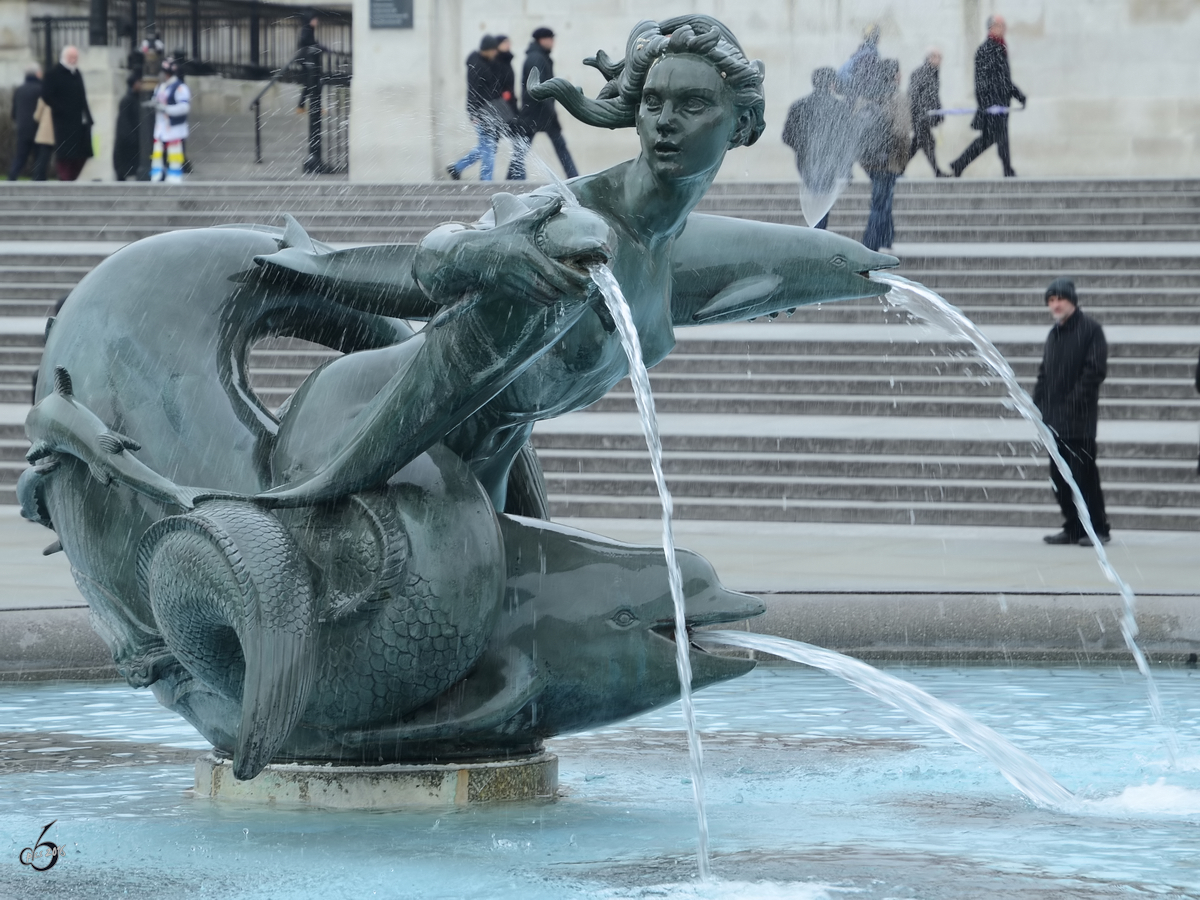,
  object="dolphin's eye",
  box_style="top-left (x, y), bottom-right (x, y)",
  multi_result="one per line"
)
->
top-left (831, 255), bottom-right (847, 269)
top-left (610, 609), bottom-right (639, 629)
